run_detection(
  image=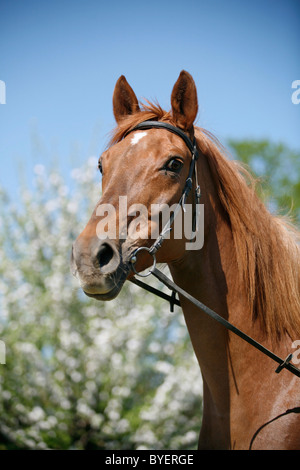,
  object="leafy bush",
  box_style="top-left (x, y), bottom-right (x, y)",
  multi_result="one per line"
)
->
top-left (229, 140), bottom-right (300, 222)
